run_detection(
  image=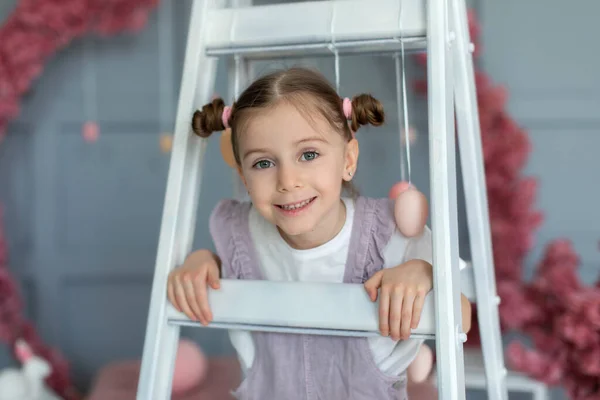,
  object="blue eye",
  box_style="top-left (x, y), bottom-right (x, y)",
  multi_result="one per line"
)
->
top-left (253, 160), bottom-right (274, 169)
top-left (301, 151), bottom-right (319, 161)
